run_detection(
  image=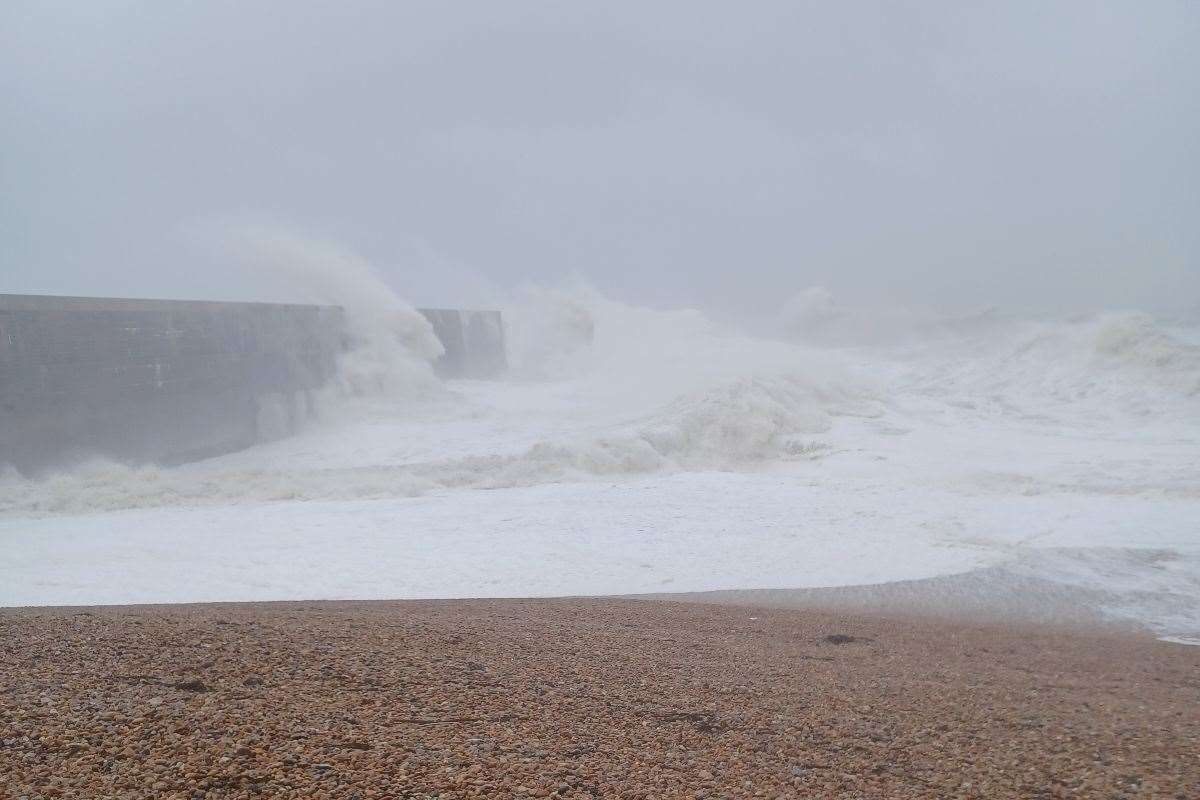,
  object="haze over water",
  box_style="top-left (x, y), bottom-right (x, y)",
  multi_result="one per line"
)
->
top-left (2, 3), bottom-right (1198, 641)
